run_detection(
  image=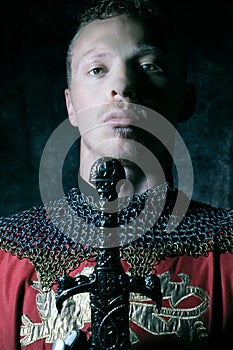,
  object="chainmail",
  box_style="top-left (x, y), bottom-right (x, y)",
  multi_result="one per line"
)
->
top-left (0, 185), bottom-right (232, 290)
